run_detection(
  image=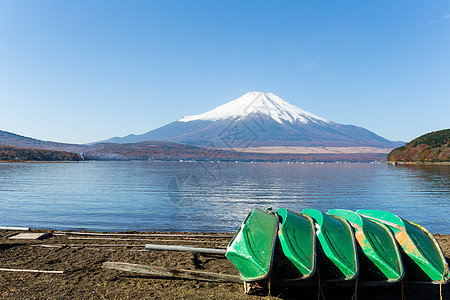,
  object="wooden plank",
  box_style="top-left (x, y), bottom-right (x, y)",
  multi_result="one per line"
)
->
top-left (0, 226), bottom-right (30, 231)
top-left (145, 244), bottom-right (227, 255)
top-left (32, 244), bottom-right (145, 248)
top-left (102, 262), bottom-right (241, 283)
top-left (67, 237), bottom-right (228, 244)
top-left (0, 267), bottom-right (63, 274)
top-left (6, 232), bottom-right (51, 240)
top-left (54, 231), bottom-right (231, 239)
